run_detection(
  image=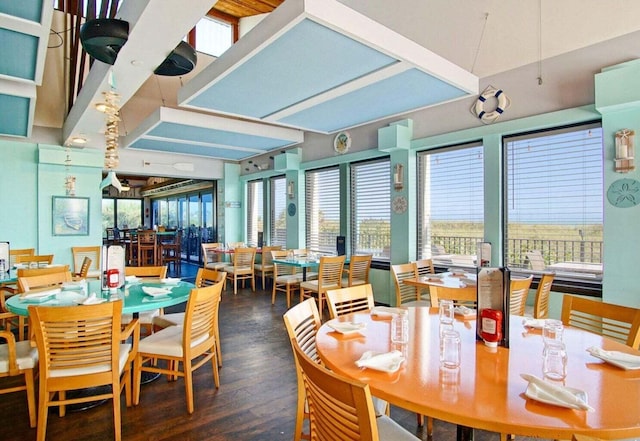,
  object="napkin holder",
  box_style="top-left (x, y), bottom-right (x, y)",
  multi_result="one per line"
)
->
top-left (104, 245), bottom-right (126, 289)
top-left (476, 267), bottom-right (510, 348)
top-left (0, 241), bottom-right (9, 275)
